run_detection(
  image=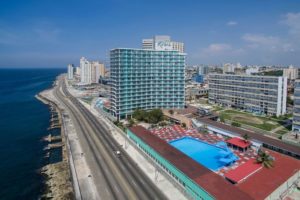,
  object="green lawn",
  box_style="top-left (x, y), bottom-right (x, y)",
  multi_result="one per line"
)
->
top-left (219, 109), bottom-right (282, 131)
